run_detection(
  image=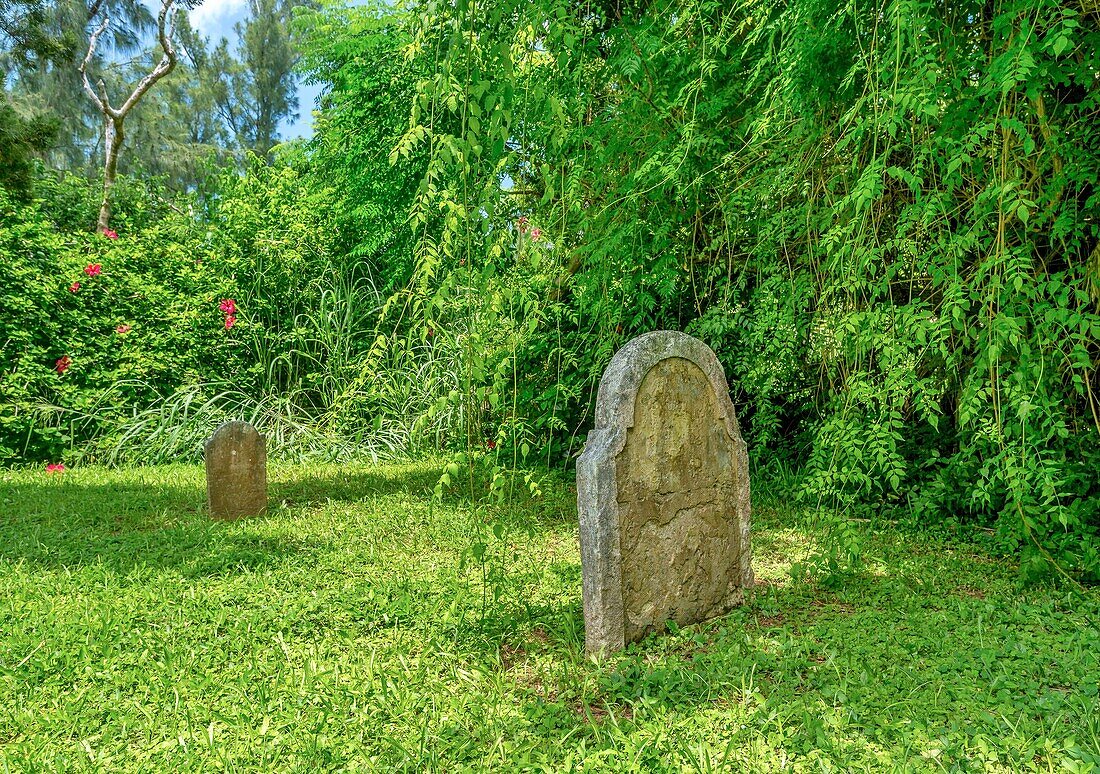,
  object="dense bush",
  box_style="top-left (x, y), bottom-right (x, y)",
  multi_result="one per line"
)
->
top-left (0, 99), bottom-right (57, 200)
top-left (2, 175), bottom-right (220, 462)
top-left (0, 161), bottom-right (368, 464)
top-left (329, 0), bottom-right (1100, 578)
